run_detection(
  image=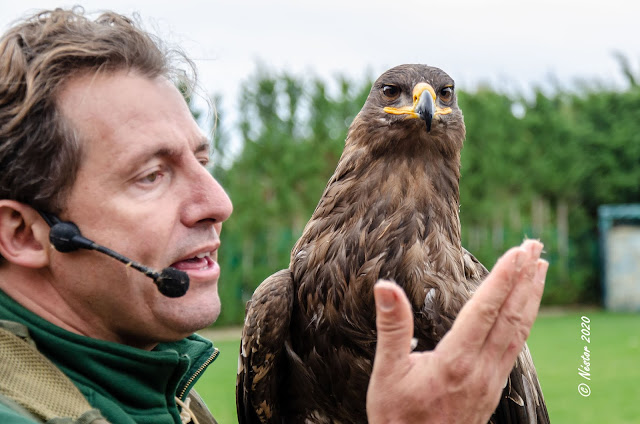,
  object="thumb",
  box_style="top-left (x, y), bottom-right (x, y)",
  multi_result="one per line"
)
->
top-left (373, 280), bottom-right (415, 363)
